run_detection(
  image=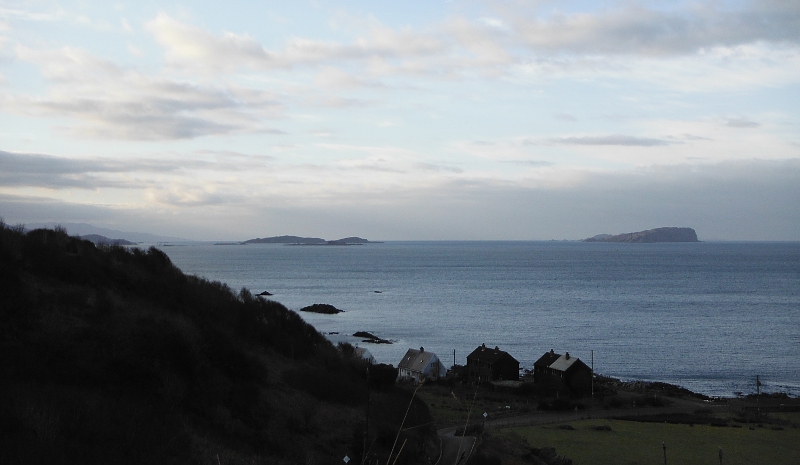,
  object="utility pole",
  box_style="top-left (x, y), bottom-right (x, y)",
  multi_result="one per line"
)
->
top-left (591, 350), bottom-right (594, 400)
top-left (756, 375), bottom-right (761, 420)
top-left (662, 442), bottom-right (667, 465)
